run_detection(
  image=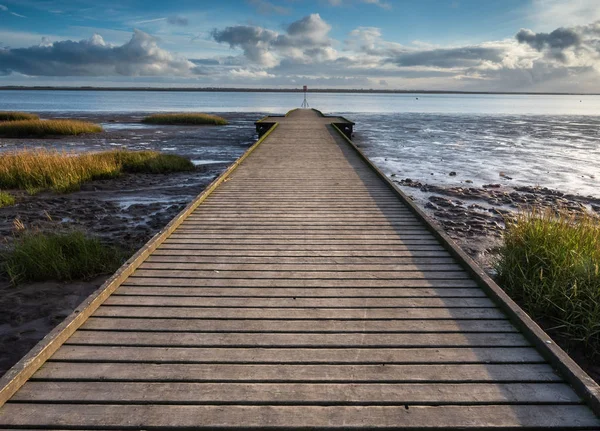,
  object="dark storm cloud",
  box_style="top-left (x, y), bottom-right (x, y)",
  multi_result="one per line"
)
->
top-left (0, 30), bottom-right (198, 76)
